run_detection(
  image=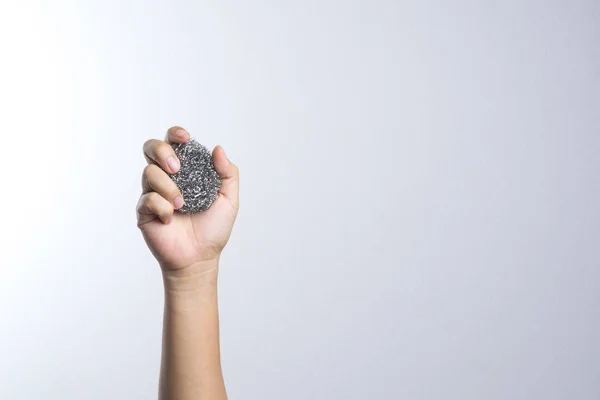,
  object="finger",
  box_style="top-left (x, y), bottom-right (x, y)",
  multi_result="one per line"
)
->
top-left (136, 192), bottom-right (174, 226)
top-left (142, 164), bottom-right (184, 210)
top-left (212, 146), bottom-right (239, 202)
top-left (143, 139), bottom-right (180, 174)
top-left (165, 126), bottom-right (190, 144)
